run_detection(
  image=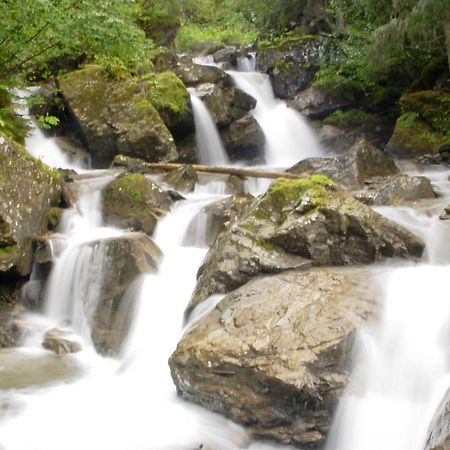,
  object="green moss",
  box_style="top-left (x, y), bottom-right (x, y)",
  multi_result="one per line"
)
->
top-left (313, 74), bottom-right (365, 103)
top-left (244, 223), bottom-right (255, 233)
top-left (268, 175), bottom-right (335, 202)
top-left (108, 173), bottom-right (145, 203)
top-left (0, 89), bottom-right (29, 144)
top-left (0, 245), bottom-right (16, 255)
top-left (256, 238), bottom-right (285, 253)
top-left (258, 34), bottom-right (318, 52)
top-left (323, 109), bottom-right (379, 128)
top-left (141, 71), bottom-right (188, 115)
